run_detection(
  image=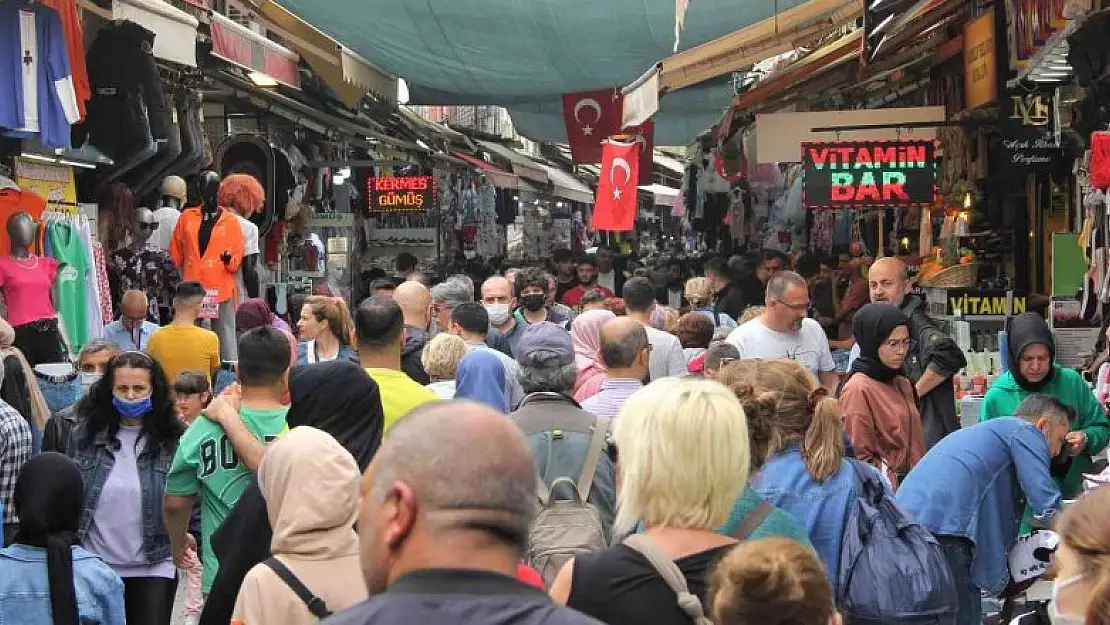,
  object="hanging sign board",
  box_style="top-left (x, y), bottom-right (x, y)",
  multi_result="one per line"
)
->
top-left (801, 140), bottom-right (937, 210)
top-left (13, 157), bottom-right (78, 214)
top-left (998, 84), bottom-right (1061, 171)
top-left (964, 12), bottom-right (998, 109)
top-left (366, 176), bottom-right (436, 214)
